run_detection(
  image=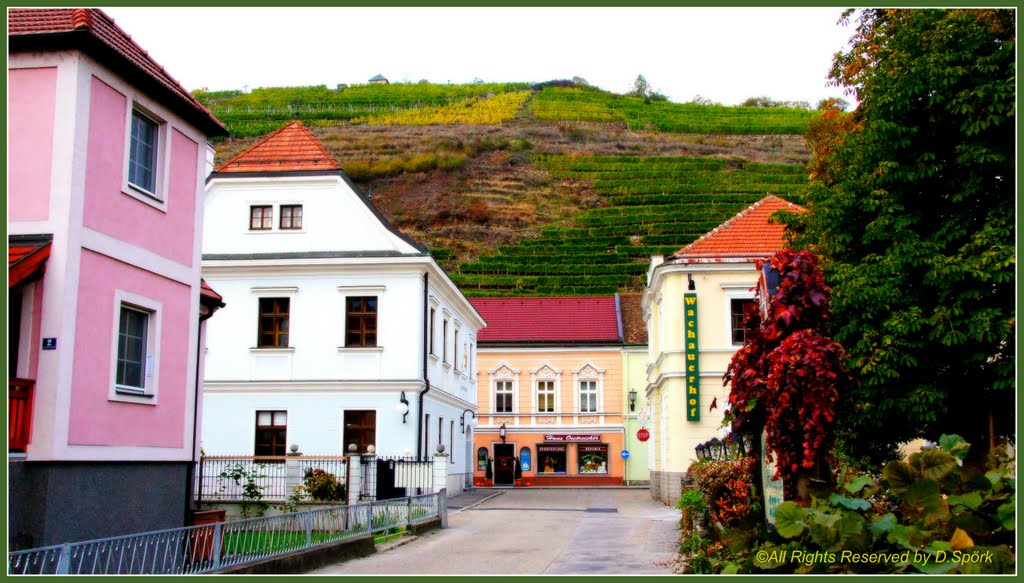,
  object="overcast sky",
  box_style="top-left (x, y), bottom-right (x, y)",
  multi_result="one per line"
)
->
top-left (103, 7), bottom-right (854, 106)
